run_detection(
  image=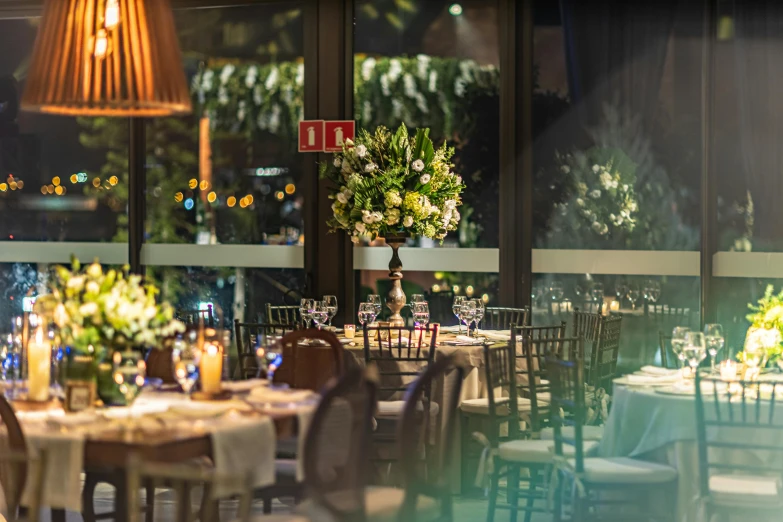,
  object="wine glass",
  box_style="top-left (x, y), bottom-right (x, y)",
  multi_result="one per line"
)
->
top-left (112, 351), bottom-right (146, 411)
top-left (299, 298), bottom-right (315, 328)
top-left (460, 300), bottom-right (477, 335)
top-left (368, 295), bottom-right (383, 317)
top-left (310, 302), bottom-right (329, 330)
top-left (671, 327), bottom-right (690, 368)
top-left (412, 302), bottom-right (430, 328)
top-left (627, 282), bottom-right (641, 310)
top-left (473, 299), bottom-right (485, 336)
top-left (323, 295), bottom-right (338, 328)
top-left (453, 296), bottom-right (466, 334)
top-left (171, 338), bottom-right (200, 395)
top-left (358, 303), bottom-right (377, 328)
top-left (549, 280), bottom-right (564, 301)
top-left (682, 332), bottom-right (706, 374)
top-left (644, 280), bottom-right (661, 304)
top-left (703, 324), bottom-right (724, 372)
top-left (591, 282), bottom-right (605, 303)
top-left (410, 294), bottom-right (426, 305)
